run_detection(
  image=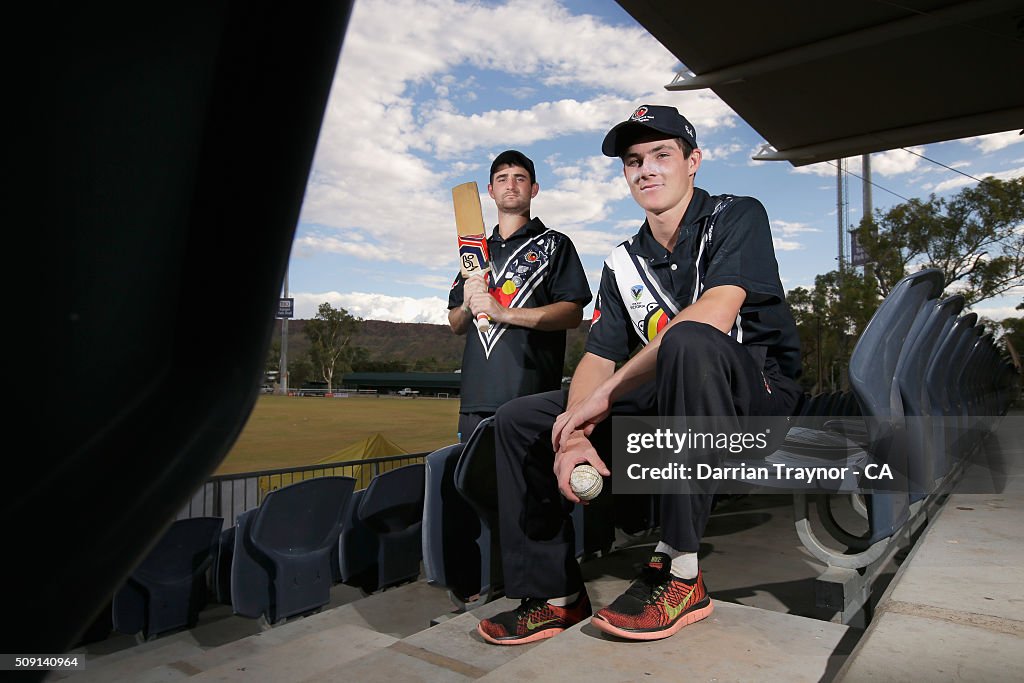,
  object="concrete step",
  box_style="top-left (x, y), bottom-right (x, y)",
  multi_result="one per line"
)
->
top-left (50, 579), bottom-right (366, 680)
top-left (311, 541), bottom-right (856, 683)
top-left (49, 493), bottom-right (863, 681)
top-left (51, 578), bottom-right (457, 683)
top-left (47, 638), bottom-right (206, 683)
top-left (178, 622), bottom-right (396, 682)
top-left (123, 606), bottom-right (396, 683)
top-left (479, 600), bottom-right (852, 682)
top-left (306, 597), bottom-right (528, 681)
top-left (836, 420), bottom-right (1024, 681)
